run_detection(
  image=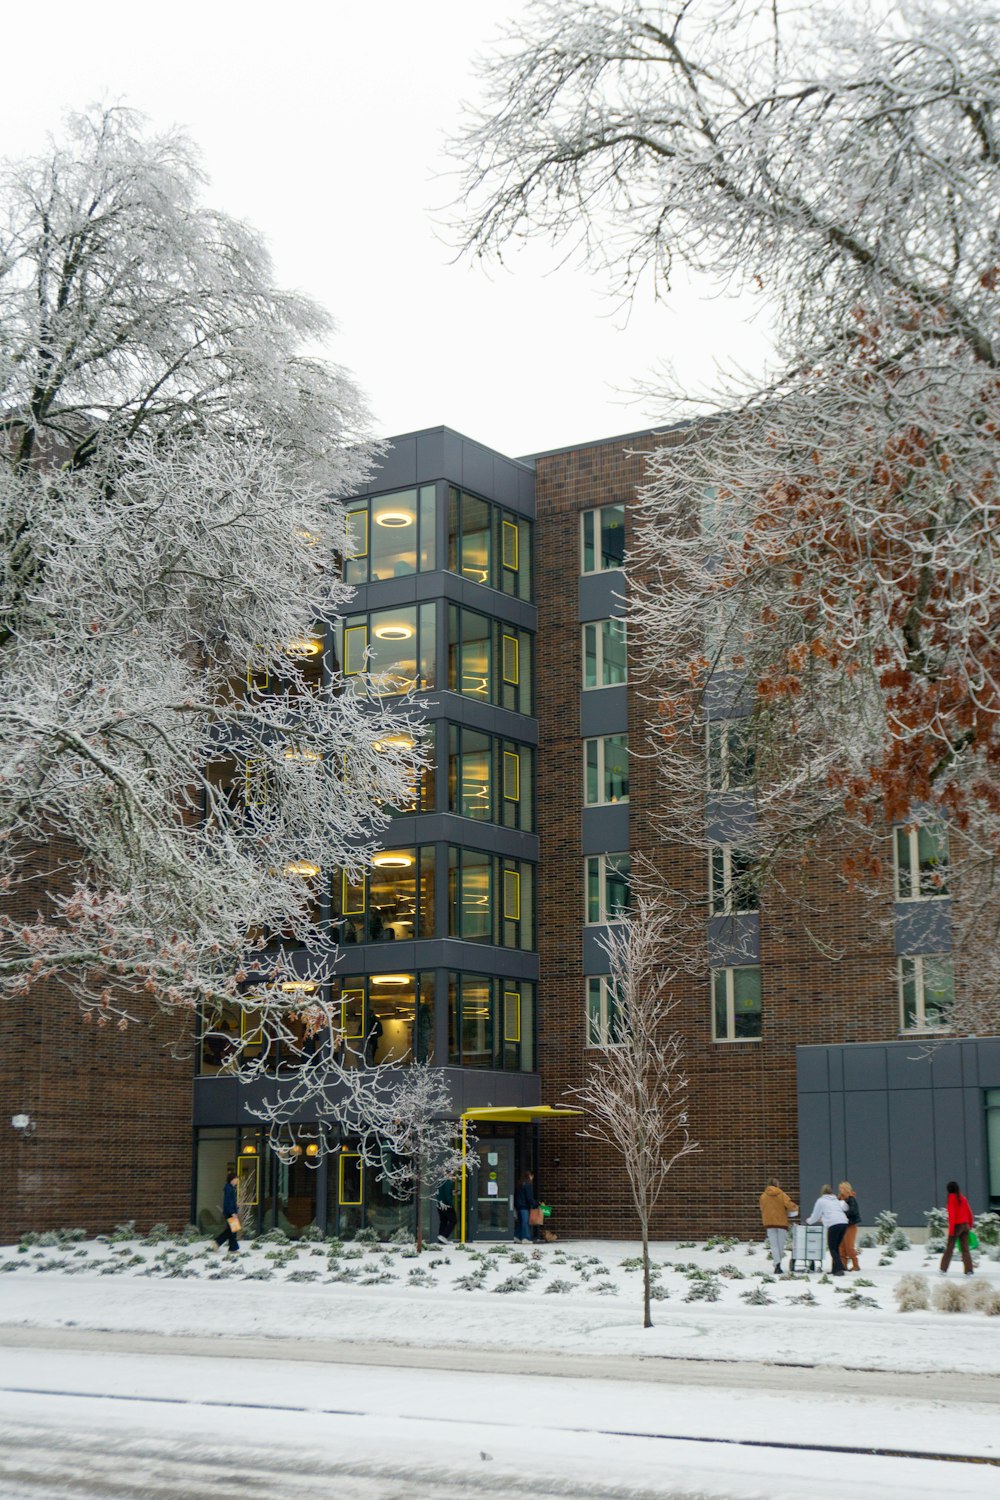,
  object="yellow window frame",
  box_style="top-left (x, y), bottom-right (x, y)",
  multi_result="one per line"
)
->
top-left (502, 749), bottom-right (520, 802)
top-left (346, 508), bottom-right (369, 560)
top-left (503, 868), bottom-right (521, 922)
top-left (339, 1151), bottom-right (363, 1206)
top-left (344, 624), bottom-right (368, 676)
top-left (502, 633), bottom-right (519, 685)
top-left (501, 519), bottom-right (519, 571)
top-left (244, 758), bottom-right (268, 806)
top-left (241, 1007), bottom-right (264, 1050)
top-left (503, 989), bottom-right (521, 1043)
top-left (341, 987), bottom-right (365, 1040)
top-left (237, 1154), bottom-right (260, 1207)
top-left (341, 870), bottom-right (367, 917)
